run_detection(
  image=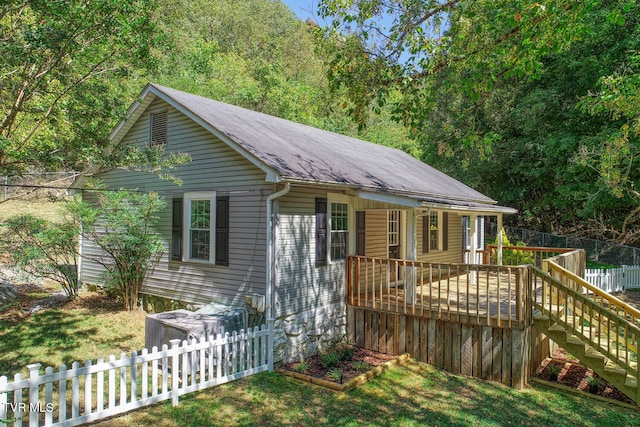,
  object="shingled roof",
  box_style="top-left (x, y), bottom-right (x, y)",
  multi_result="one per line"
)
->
top-left (113, 83), bottom-right (514, 213)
